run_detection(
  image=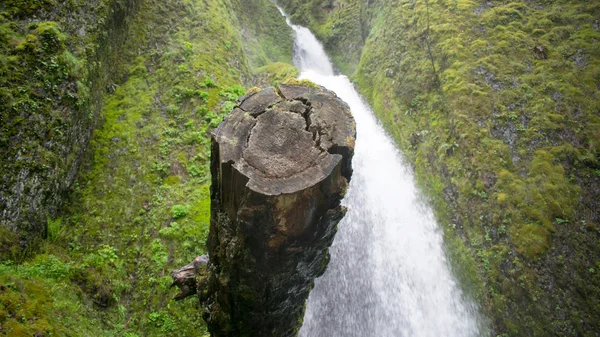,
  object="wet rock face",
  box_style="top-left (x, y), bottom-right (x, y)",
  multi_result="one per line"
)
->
top-left (204, 83), bottom-right (355, 337)
top-left (0, 0), bottom-right (141, 255)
